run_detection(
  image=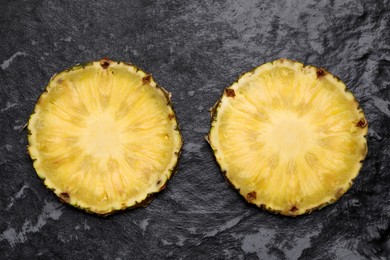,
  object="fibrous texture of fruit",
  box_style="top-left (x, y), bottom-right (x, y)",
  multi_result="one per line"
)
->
top-left (208, 59), bottom-right (368, 216)
top-left (28, 59), bottom-right (182, 215)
